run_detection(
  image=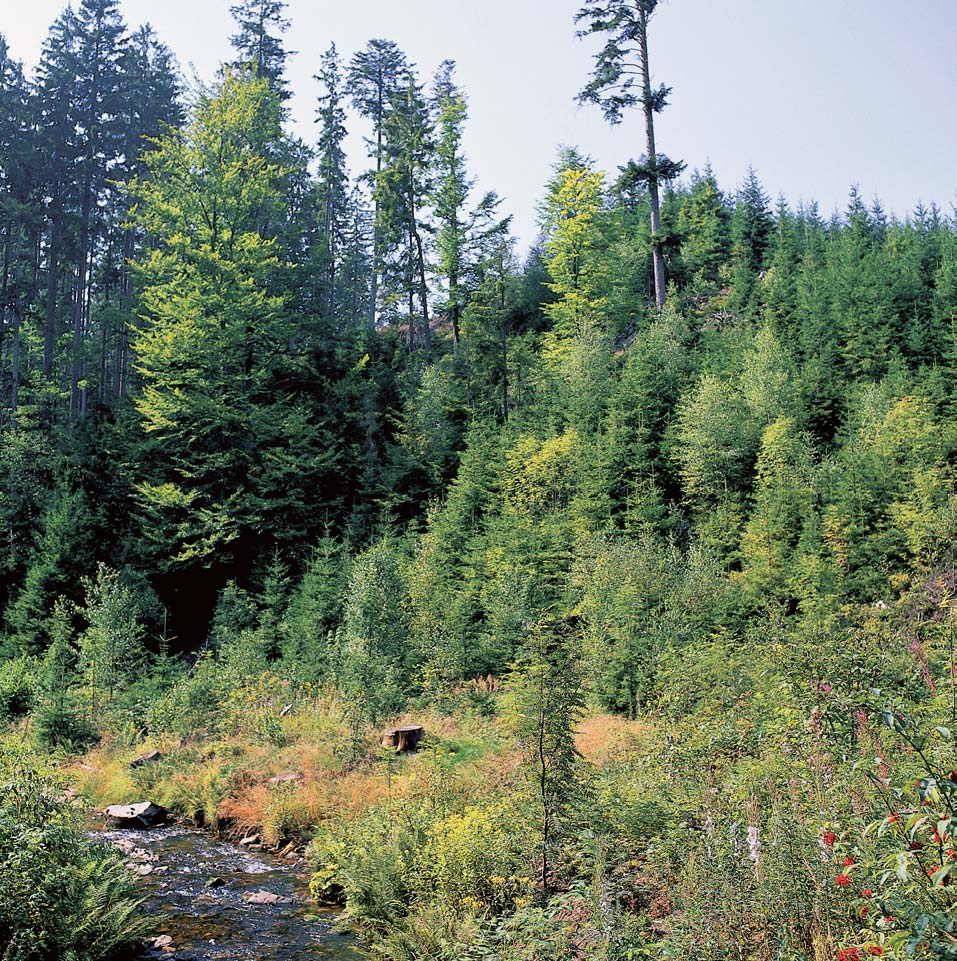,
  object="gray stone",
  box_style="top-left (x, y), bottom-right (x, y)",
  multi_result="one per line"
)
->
top-left (104, 801), bottom-right (168, 828)
top-left (130, 750), bottom-right (164, 768)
